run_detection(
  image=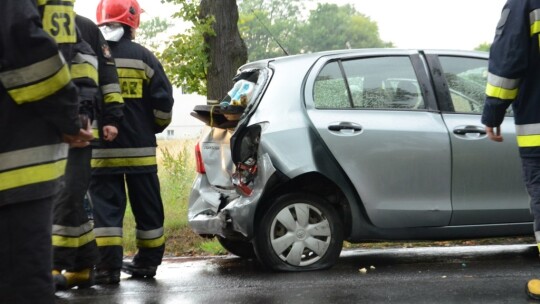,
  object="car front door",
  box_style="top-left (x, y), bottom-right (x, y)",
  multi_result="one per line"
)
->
top-left (427, 54), bottom-right (531, 225)
top-left (305, 52), bottom-right (452, 229)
